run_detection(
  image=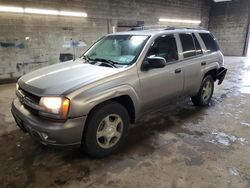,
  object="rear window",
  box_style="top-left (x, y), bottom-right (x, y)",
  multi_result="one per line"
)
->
top-left (179, 33), bottom-right (196, 58)
top-left (199, 33), bottom-right (219, 53)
